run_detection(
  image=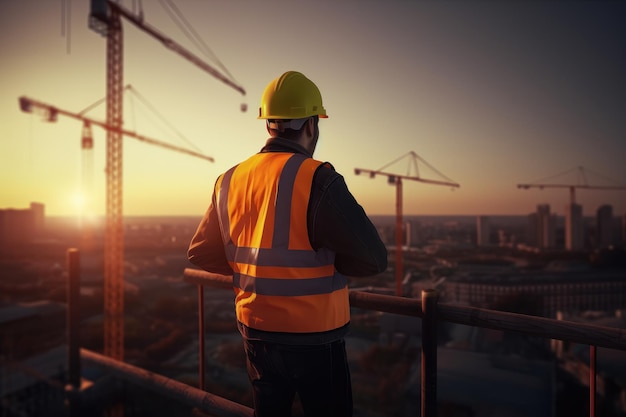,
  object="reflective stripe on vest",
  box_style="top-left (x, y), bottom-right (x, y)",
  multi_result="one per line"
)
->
top-left (216, 152), bottom-right (349, 334)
